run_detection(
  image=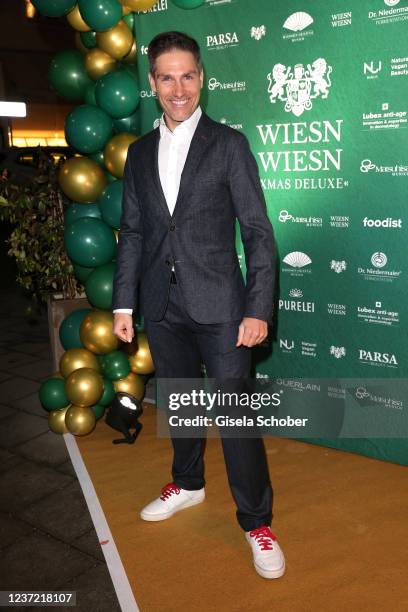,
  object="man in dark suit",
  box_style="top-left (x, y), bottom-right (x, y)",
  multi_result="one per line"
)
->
top-left (112, 31), bottom-right (285, 579)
